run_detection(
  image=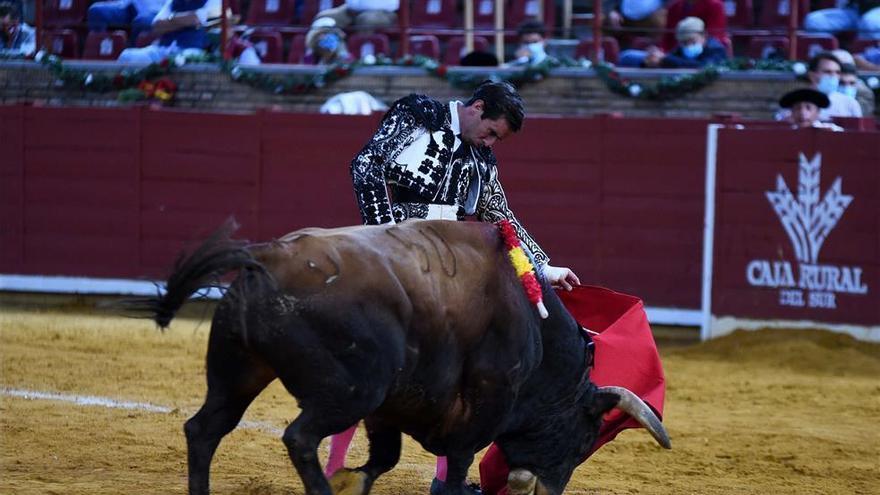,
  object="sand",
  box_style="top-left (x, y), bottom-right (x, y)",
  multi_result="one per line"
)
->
top-left (1, 298), bottom-right (878, 494)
